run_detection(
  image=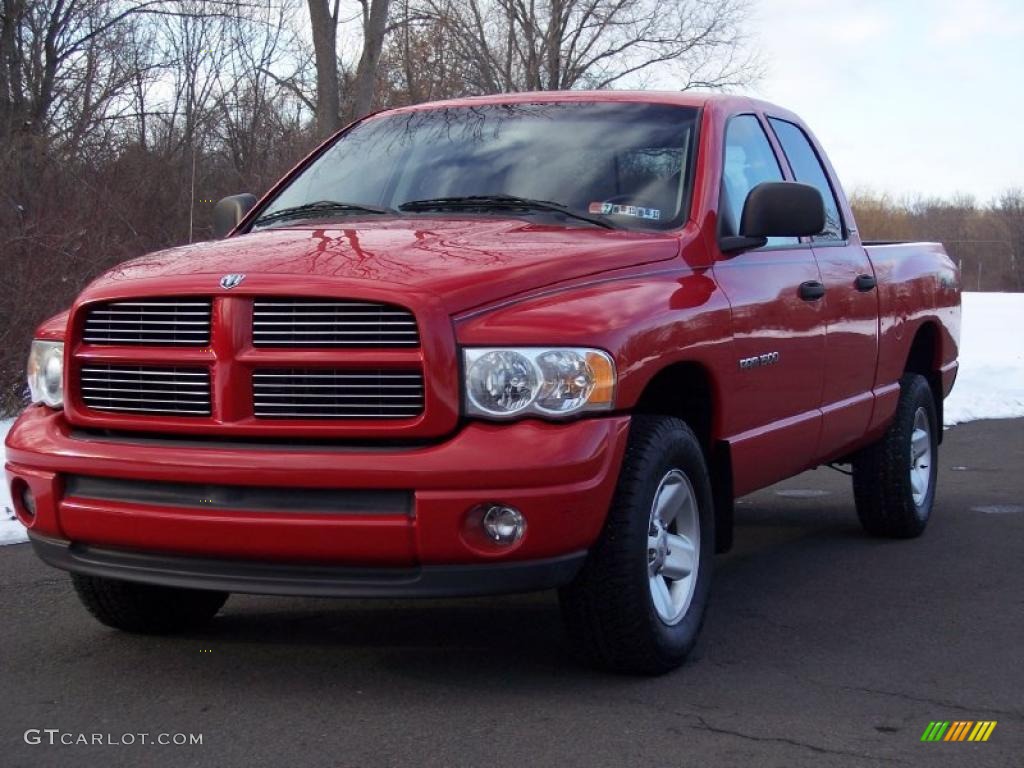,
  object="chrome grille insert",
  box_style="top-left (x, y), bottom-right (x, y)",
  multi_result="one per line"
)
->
top-left (84, 299), bottom-right (211, 345)
top-left (79, 365), bottom-right (211, 416)
top-left (253, 369), bottom-right (424, 419)
top-left (252, 299), bottom-right (419, 347)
